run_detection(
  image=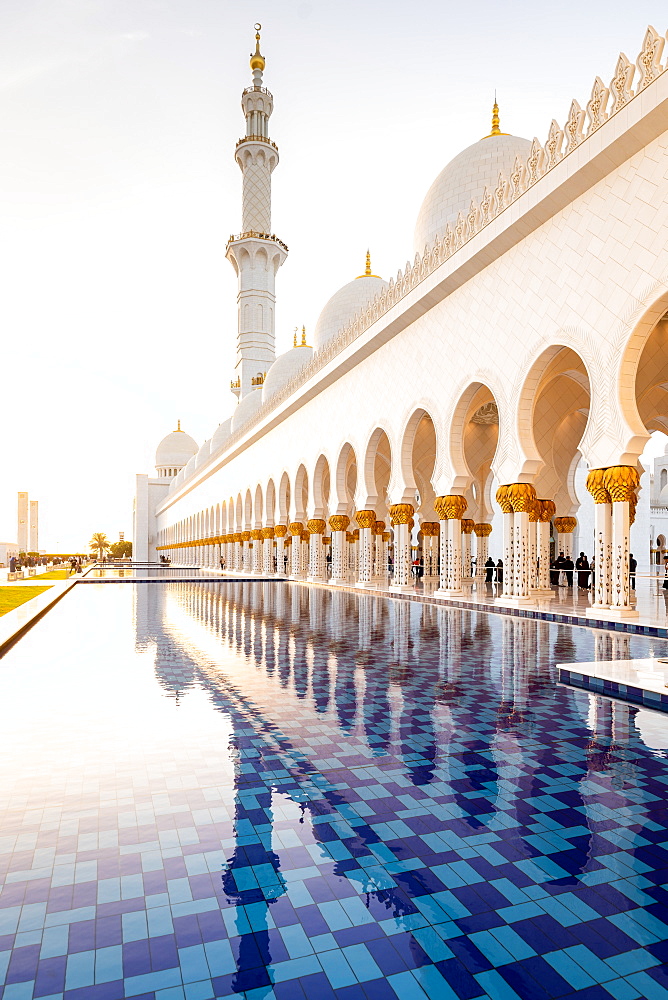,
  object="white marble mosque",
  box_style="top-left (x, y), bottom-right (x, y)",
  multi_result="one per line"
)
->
top-left (134, 24), bottom-right (668, 621)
